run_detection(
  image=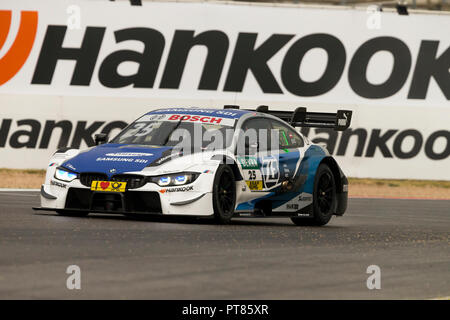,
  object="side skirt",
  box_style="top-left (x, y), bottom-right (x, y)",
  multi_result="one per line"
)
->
top-left (234, 204), bottom-right (312, 218)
